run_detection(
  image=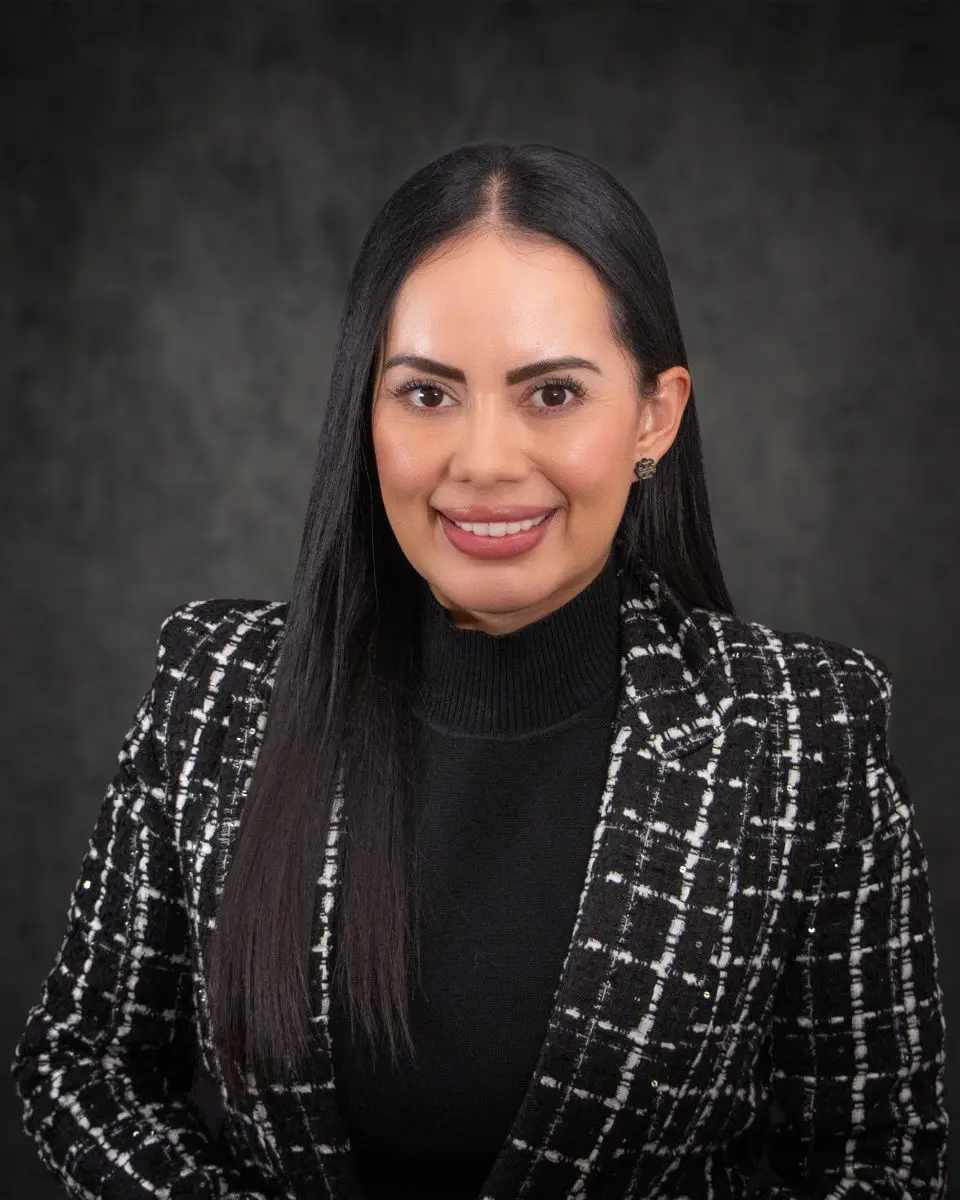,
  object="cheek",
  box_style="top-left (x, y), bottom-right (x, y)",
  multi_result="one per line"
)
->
top-left (550, 419), bottom-right (634, 505)
top-left (372, 415), bottom-right (437, 501)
